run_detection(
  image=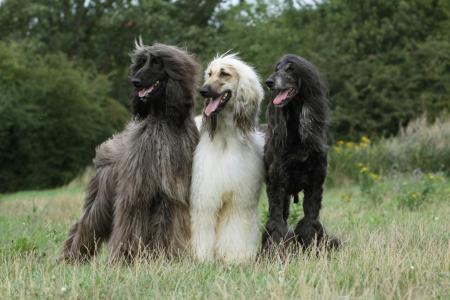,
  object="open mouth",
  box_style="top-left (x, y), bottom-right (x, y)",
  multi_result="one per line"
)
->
top-left (273, 87), bottom-right (297, 106)
top-left (204, 91), bottom-right (232, 117)
top-left (138, 80), bottom-right (160, 99)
